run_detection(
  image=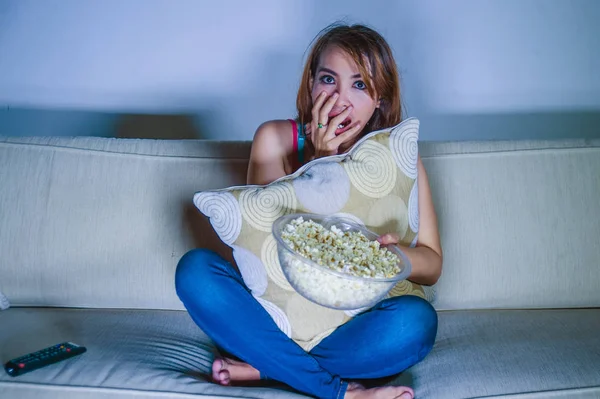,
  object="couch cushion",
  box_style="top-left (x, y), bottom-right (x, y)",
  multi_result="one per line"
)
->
top-left (193, 118), bottom-right (429, 350)
top-left (388, 308), bottom-right (600, 398)
top-left (0, 307), bottom-right (305, 399)
top-left (0, 137), bottom-right (248, 310)
top-left (1, 307), bottom-right (599, 399)
top-left (1, 136), bottom-right (599, 311)
top-left (423, 142), bottom-right (600, 310)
